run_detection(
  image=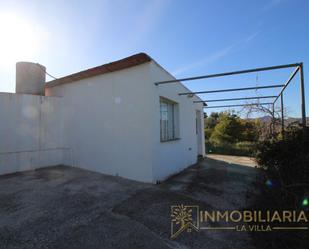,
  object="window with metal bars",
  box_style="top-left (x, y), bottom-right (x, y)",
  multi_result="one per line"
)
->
top-left (160, 97), bottom-right (179, 142)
